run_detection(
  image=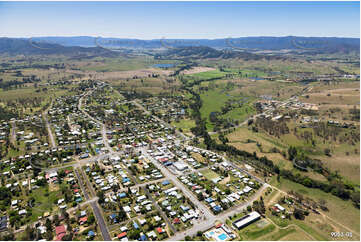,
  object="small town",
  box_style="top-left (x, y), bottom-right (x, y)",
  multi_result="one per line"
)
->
top-left (0, 1), bottom-right (359, 241)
